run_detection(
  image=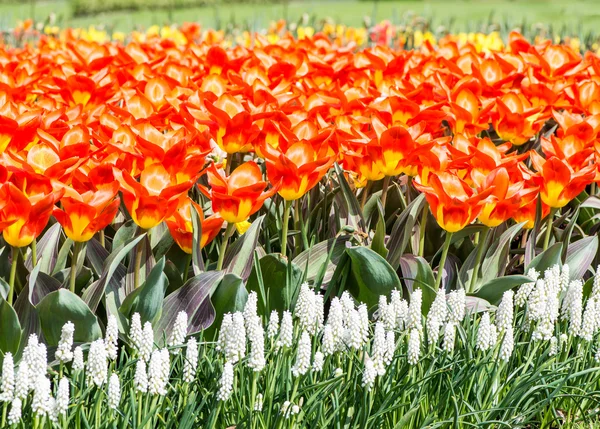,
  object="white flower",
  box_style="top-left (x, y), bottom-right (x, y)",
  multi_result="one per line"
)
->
top-left (595, 345), bottom-right (600, 363)
top-left (134, 359), bottom-right (148, 393)
top-left (55, 321), bottom-right (75, 363)
top-left (496, 290), bottom-right (514, 332)
top-left (277, 311), bottom-right (293, 350)
top-left (130, 313), bottom-right (144, 353)
top-left (87, 339), bottom-right (108, 387)
top-left (408, 289), bottom-right (423, 332)
top-left (183, 338), bottom-right (198, 383)
top-left (385, 330), bottom-right (395, 365)
top-left (254, 393), bottom-right (264, 411)
top-left (312, 351), bottom-right (324, 372)
top-left (148, 349), bottom-right (170, 396)
top-left (217, 314), bottom-right (233, 352)
top-left (32, 375), bottom-right (51, 417)
top-left (327, 298), bottom-right (345, 351)
top-left (48, 397), bottom-right (58, 423)
top-left (392, 294), bottom-right (409, 331)
top-left (217, 362), bottom-right (234, 401)
top-left (72, 346), bottom-right (84, 371)
top-left (361, 356), bottom-right (377, 390)
top-left (407, 328), bottom-right (421, 365)
top-left (477, 313), bottom-right (496, 352)
top-left (447, 289), bottom-right (466, 323)
top-left (267, 311), bottom-right (279, 339)
top-left (427, 288), bottom-right (448, 343)
top-left (499, 326), bottom-right (514, 362)
top-left (7, 397), bottom-right (21, 425)
top-left (105, 314), bottom-right (119, 361)
top-left (334, 368), bottom-right (343, 377)
top-left (340, 292), bottom-right (355, 324)
top-left (592, 265), bottom-right (600, 300)
top-left (371, 322), bottom-right (387, 375)
top-left (292, 331), bottom-right (311, 377)
top-left (559, 264), bottom-right (570, 291)
top-left (357, 304), bottom-right (370, 344)
top-left (224, 312), bottom-right (246, 363)
top-left (14, 363), bottom-right (29, 399)
top-left (107, 373), bottom-right (121, 410)
top-left (247, 316), bottom-right (265, 372)
top-left (379, 295), bottom-right (396, 331)
top-left (322, 325), bottom-right (336, 356)
top-left (281, 400), bottom-right (292, 418)
top-left (56, 377), bottom-right (69, 417)
top-left (0, 352), bottom-right (15, 402)
top-left (295, 283), bottom-right (318, 335)
top-left (140, 322), bottom-right (155, 362)
top-left (291, 404), bottom-right (300, 415)
top-left (563, 280), bottom-right (583, 336)
top-left (345, 309), bottom-right (363, 350)
top-left (23, 334), bottom-right (46, 390)
top-left (549, 336), bottom-right (559, 356)
top-left (442, 322), bottom-right (456, 353)
top-left (243, 291), bottom-right (258, 323)
top-left (168, 311), bottom-right (188, 353)
top-left (580, 297), bottom-right (597, 341)
top-left (314, 294), bottom-right (325, 333)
